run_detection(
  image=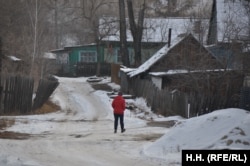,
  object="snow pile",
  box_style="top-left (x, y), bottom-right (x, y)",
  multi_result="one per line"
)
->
top-left (144, 108), bottom-right (250, 160)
